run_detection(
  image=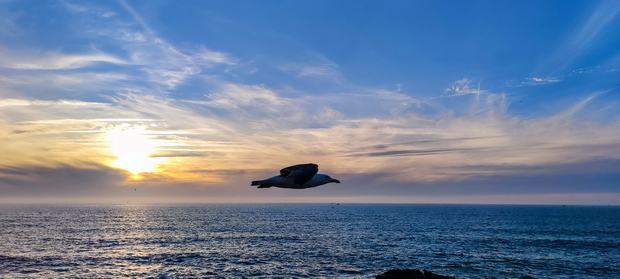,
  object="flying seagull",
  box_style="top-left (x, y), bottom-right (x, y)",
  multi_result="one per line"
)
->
top-left (251, 163), bottom-right (340, 189)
